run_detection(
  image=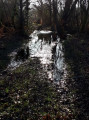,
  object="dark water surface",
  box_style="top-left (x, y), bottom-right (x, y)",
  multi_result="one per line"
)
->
top-left (8, 30), bottom-right (67, 84)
